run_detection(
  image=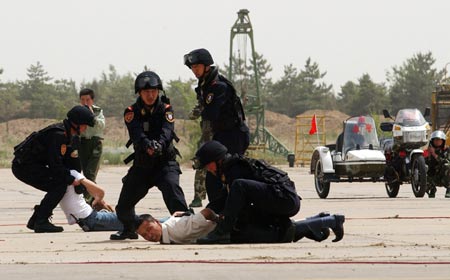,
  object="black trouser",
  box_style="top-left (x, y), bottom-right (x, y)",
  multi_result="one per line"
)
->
top-left (12, 161), bottom-right (68, 221)
top-left (115, 161), bottom-right (188, 232)
top-left (206, 125), bottom-right (250, 212)
top-left (220, 179), bottom-right (301, 233)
